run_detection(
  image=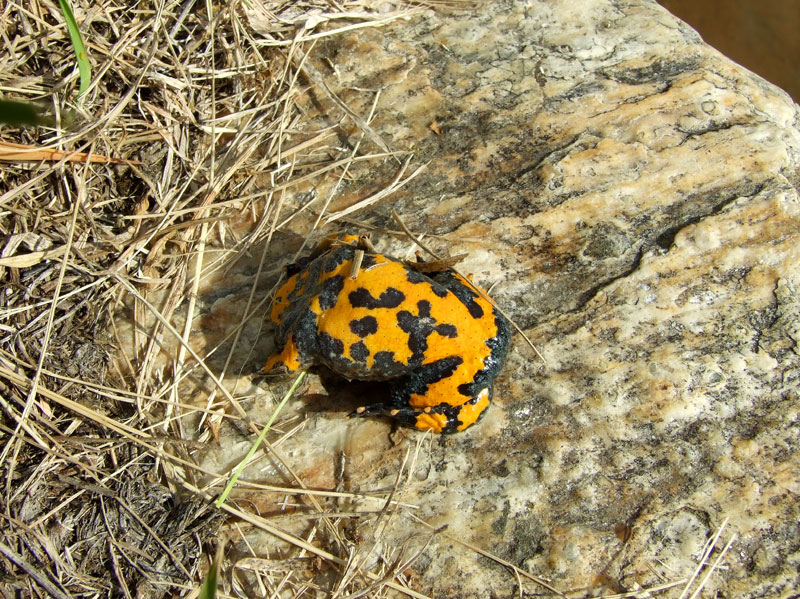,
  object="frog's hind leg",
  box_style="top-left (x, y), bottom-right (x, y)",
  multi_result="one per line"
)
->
top-left (264, 333), bottom-right (303, 372)
top-left (349, 356), bottom-right (491, 433)
top-left (264, 311), bottom-right (319, 373)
